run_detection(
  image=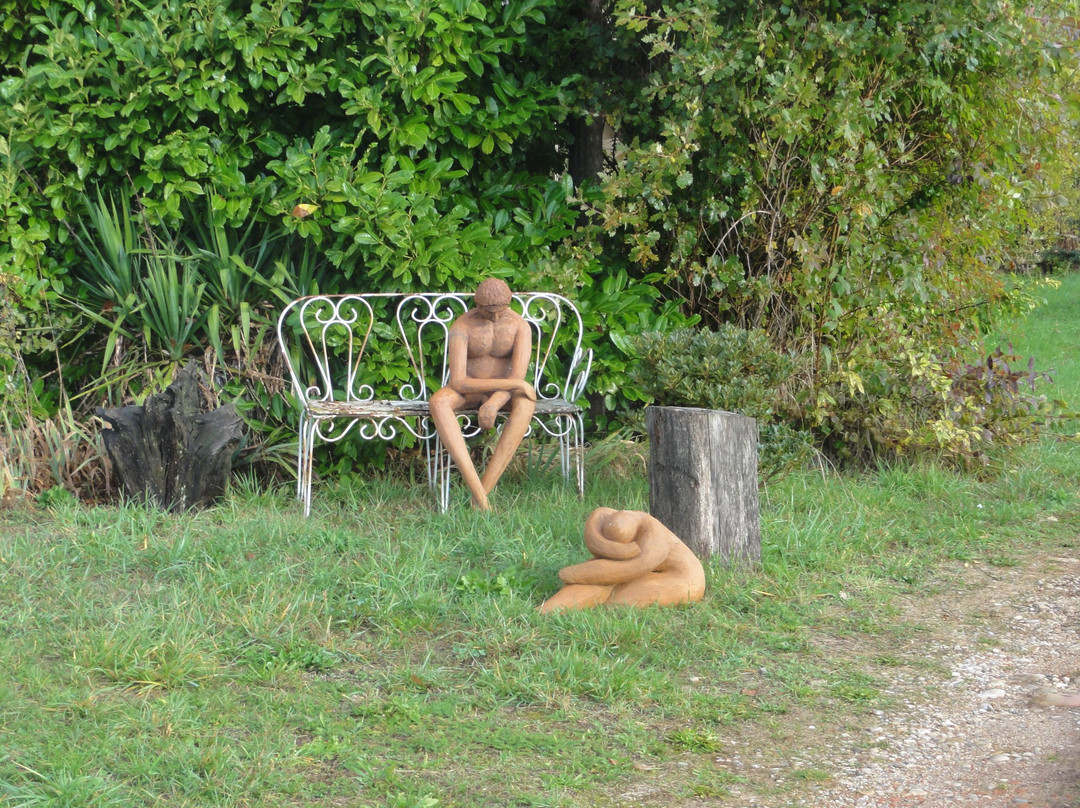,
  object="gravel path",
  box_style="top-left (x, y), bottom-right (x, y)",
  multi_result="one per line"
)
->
top-left (784, 559), bottom-right (1080, 807)
top-left (612, 555), bottom-right (1080, 808)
